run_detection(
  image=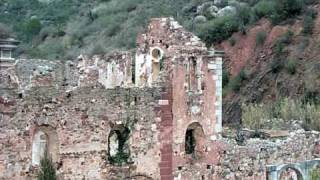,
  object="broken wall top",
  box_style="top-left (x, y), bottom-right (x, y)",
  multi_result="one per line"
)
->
top-left (136, 18), bottom-right (208, 56)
